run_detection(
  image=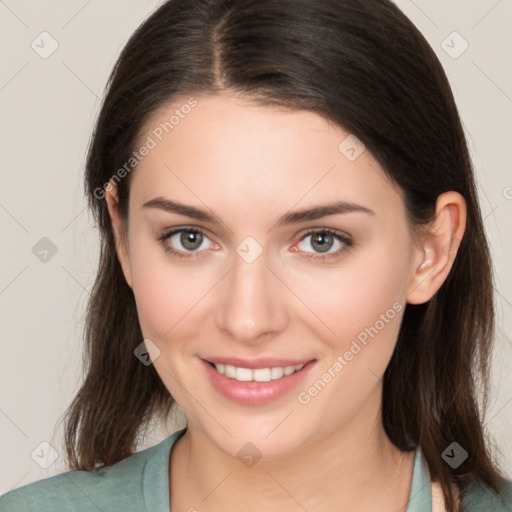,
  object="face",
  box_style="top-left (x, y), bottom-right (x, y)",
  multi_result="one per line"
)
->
top-left (108, 93), bottom-right (424, 460)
